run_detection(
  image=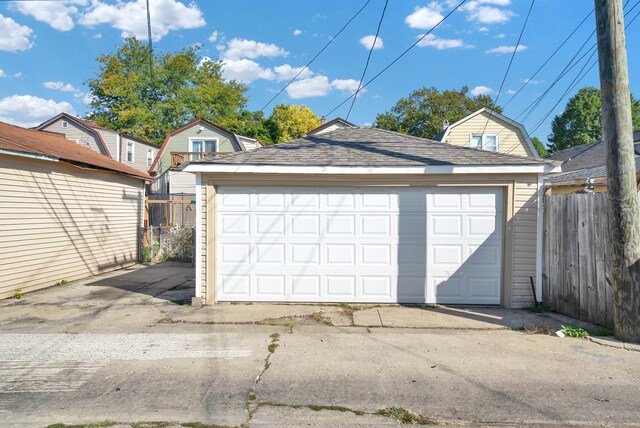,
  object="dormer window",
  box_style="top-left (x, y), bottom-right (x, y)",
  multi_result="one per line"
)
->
top-left (470, 134), bottom-right (498, 152)
top-left (62, 121), bottom-right (68, 128)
